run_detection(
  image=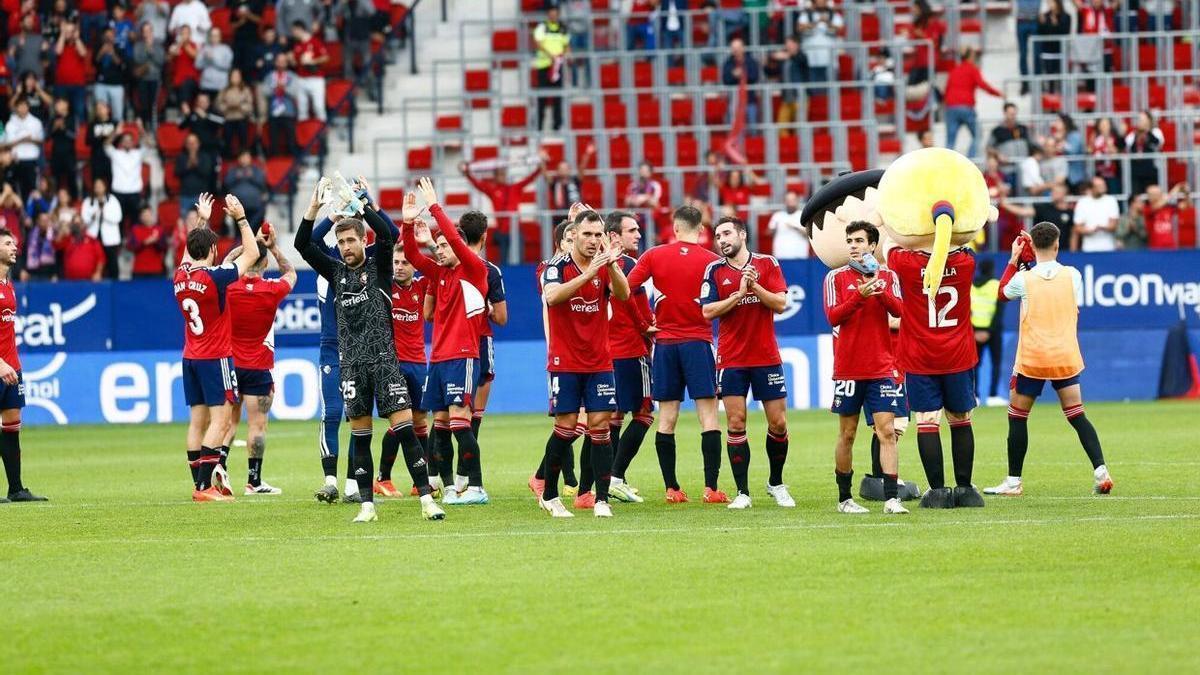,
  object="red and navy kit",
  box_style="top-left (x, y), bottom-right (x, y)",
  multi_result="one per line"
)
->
top-left (228, 275), bottom-right (294, 396)
top-left (701, 254), bottom-right (789, 402)
top-left (627, 240), bottom-right (721, 401)
top-left (824, 265), bottom-right (907, 419)
top-left (888, 248), bottom-right (978, 413)
top-left (476, 259), bottom-right (505, 385)
top-left (402, 204), bottom-right (487, 411)
top-left (610, 253), bottom-right (653, 413)
top-left (0, 279), bottom-right (25, 410)
top-left (174, 262), bottom-right (240, 407)
top-left (541, 254), bottom-right (617, 413)
top-left (391, 276), bottom-right (429, 411)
